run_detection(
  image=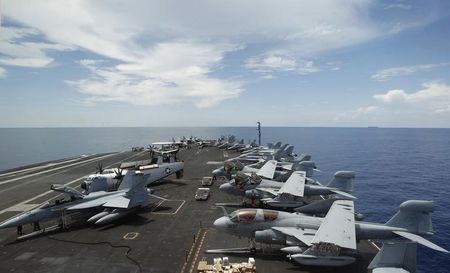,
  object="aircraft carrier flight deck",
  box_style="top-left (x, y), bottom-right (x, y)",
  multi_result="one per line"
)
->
top-left (0, 146), bottom-right (378, 273)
